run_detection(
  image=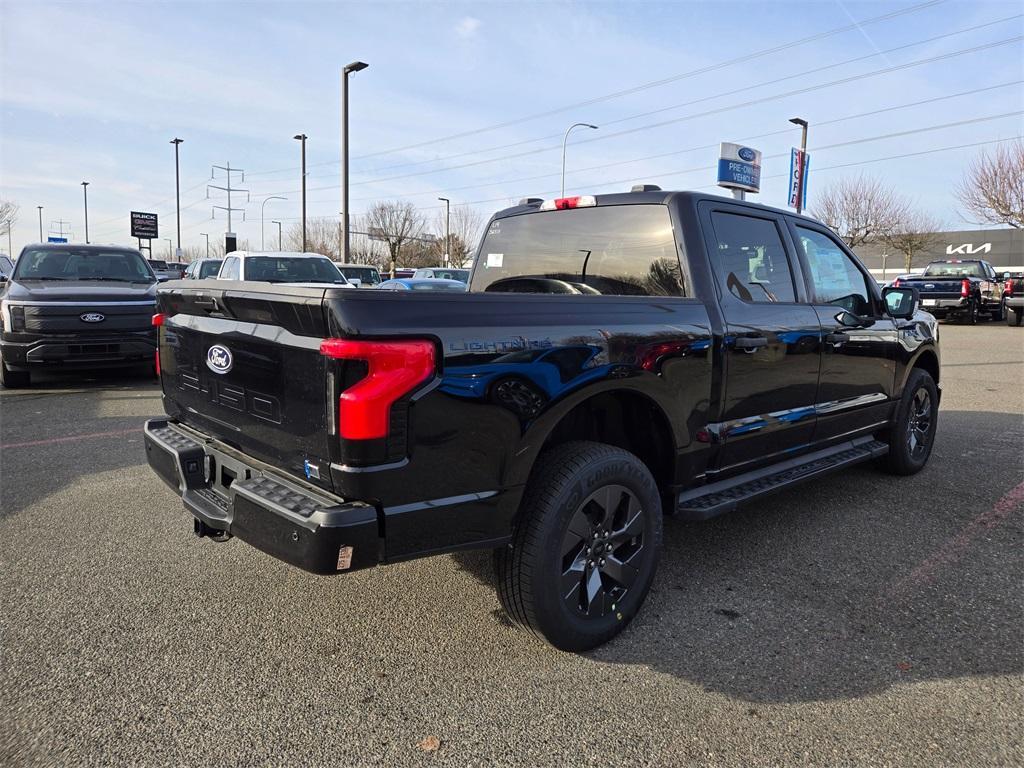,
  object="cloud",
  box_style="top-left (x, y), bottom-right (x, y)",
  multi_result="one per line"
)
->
top-left (454, 16), bottom-right (482, 39)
